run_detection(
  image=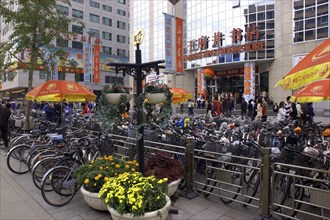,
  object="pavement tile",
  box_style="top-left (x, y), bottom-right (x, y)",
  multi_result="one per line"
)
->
top-left (188, 208), bottom-right (223, 220)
